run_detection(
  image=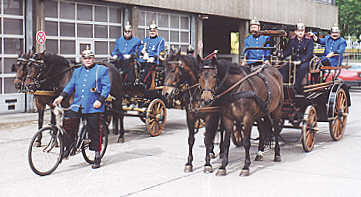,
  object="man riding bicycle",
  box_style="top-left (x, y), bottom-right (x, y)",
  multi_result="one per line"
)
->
top-left (53, 48), bottom-right (111, 169)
